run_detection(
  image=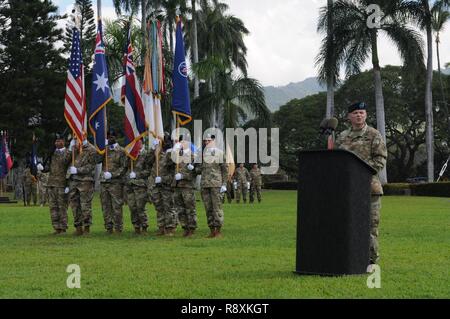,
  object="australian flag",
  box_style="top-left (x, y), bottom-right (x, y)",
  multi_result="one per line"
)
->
top-left (172, 19), bottom-right (192, 126)
top-left (88, 19), bottom-right (111, 154)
